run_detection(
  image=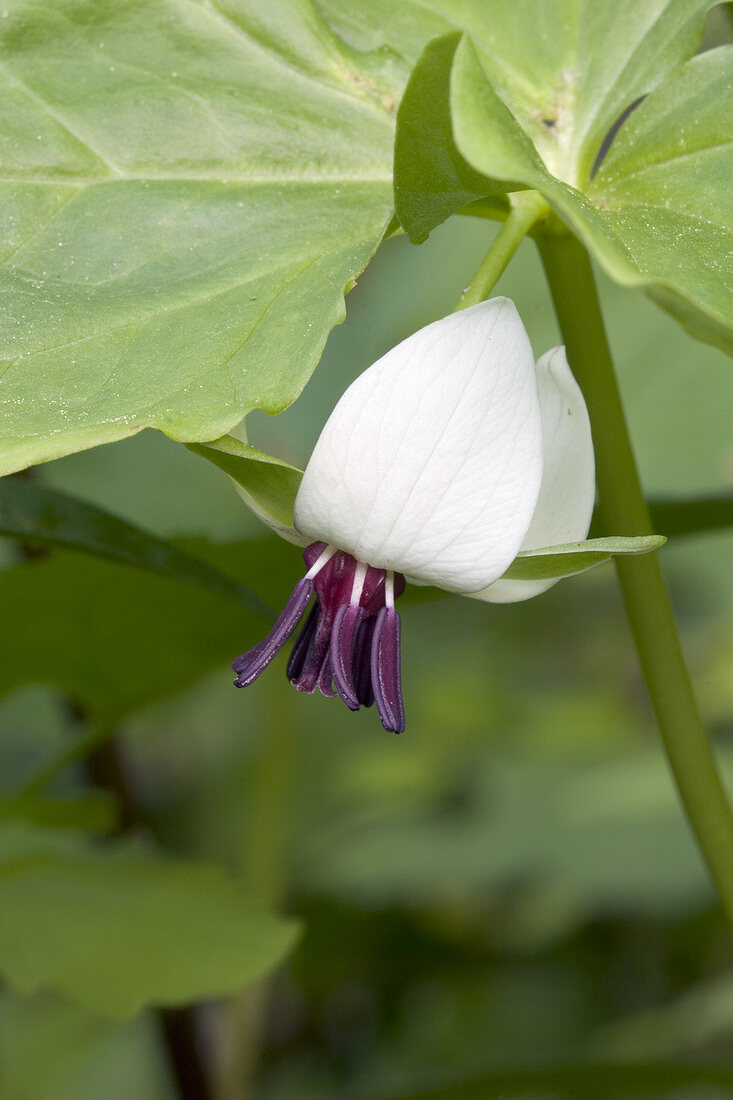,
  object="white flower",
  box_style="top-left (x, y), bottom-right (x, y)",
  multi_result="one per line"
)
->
top-left (294, 298), bottom-right (594, 599)
top-left (231, 298), bottom-right (656, 732)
